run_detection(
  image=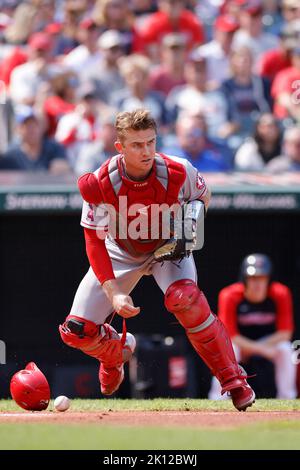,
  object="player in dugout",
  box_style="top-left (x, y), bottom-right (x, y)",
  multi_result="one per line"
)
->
top-left (59, 108), bottom-right (255, 411)
top-left (209, 254), bottom-right (297, 399)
